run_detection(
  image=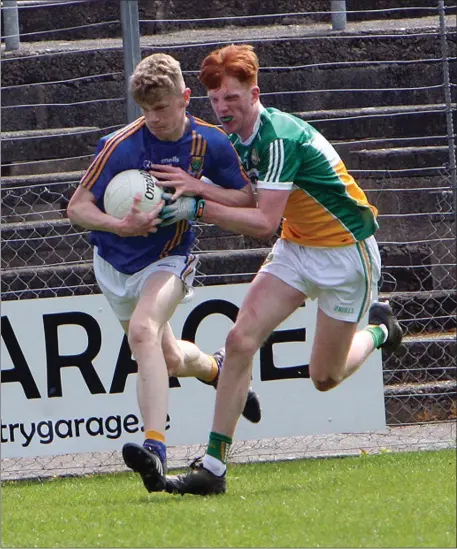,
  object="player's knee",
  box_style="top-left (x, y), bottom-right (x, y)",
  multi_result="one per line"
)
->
top-left (226, 324), bottom-right (258, 358)
top-left (312, 376), bottom-right (340, 392)
top-left (128, 318), bottom-right (160, 350)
